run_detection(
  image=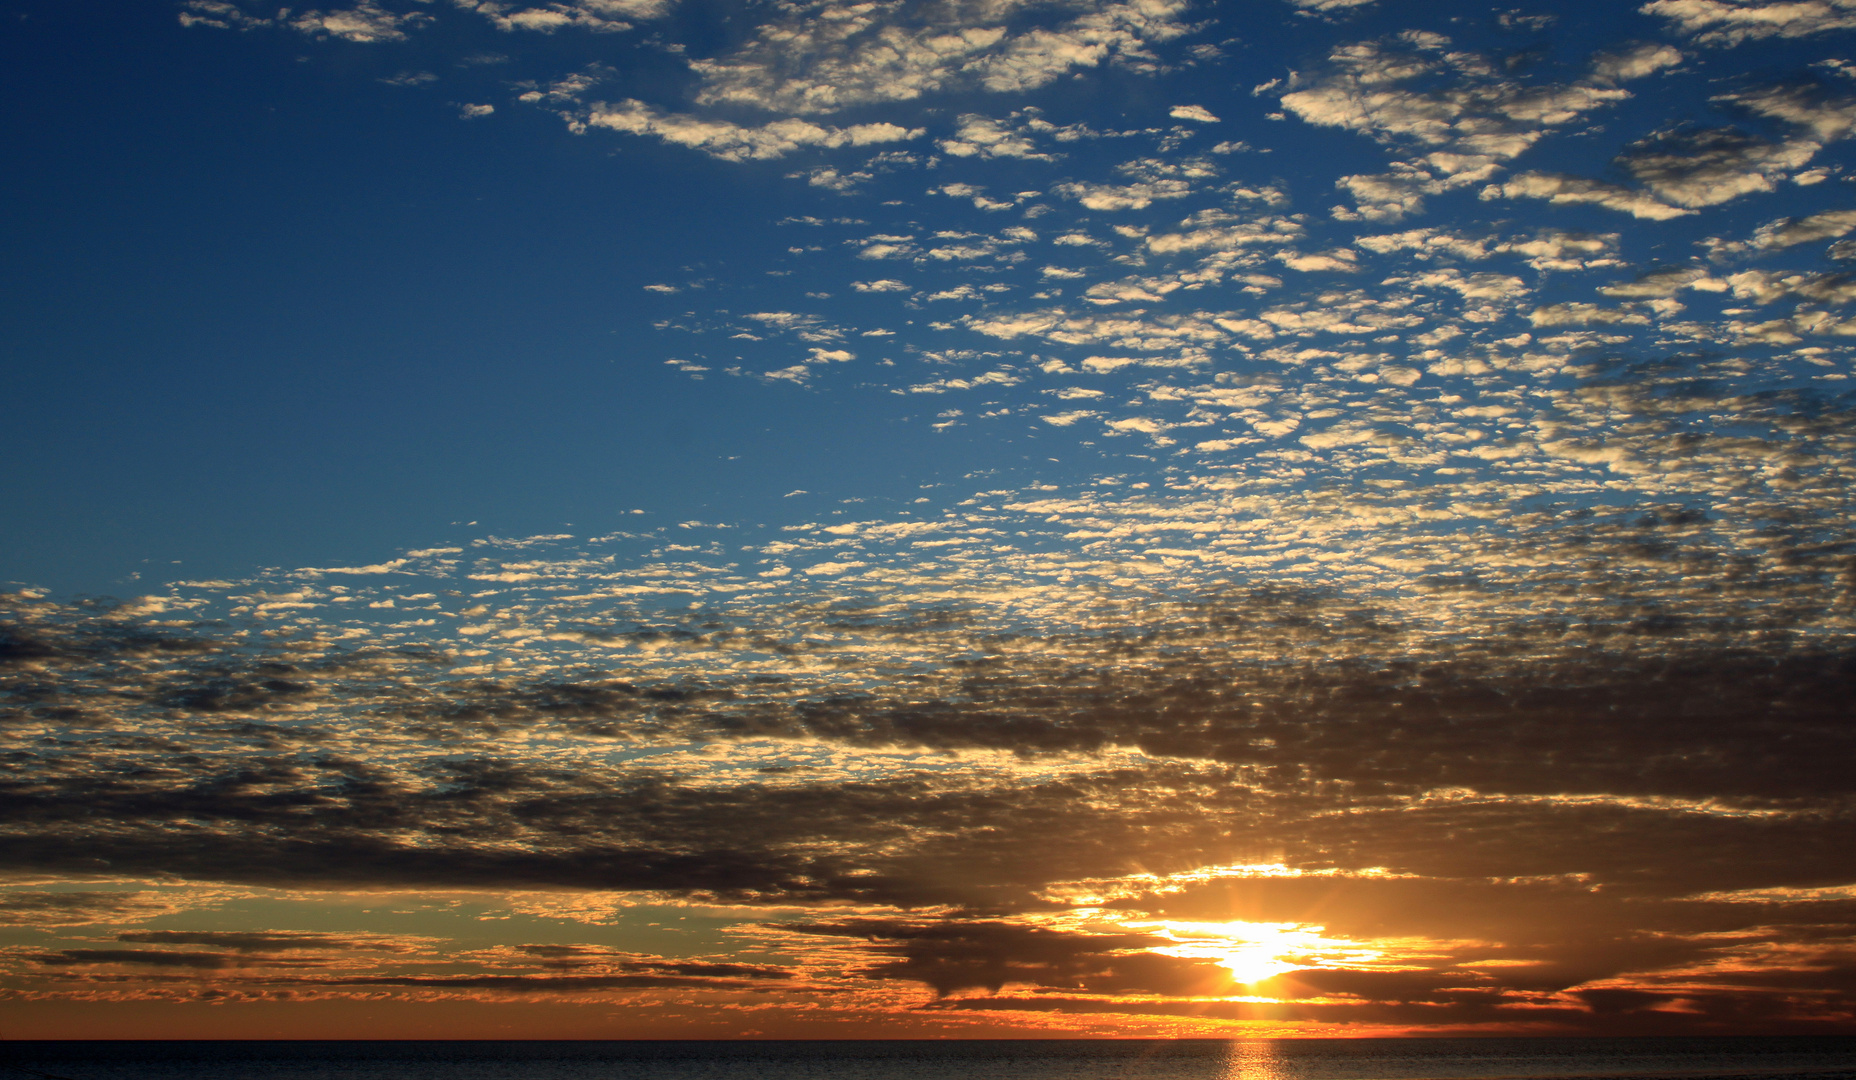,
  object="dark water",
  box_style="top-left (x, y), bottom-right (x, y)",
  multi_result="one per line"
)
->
top-left (7, 1039), bottom-right (1856, 1080)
